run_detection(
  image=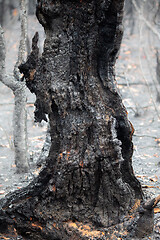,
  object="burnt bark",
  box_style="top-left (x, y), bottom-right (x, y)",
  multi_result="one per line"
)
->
top-left (0, 0), bottom-right (143, 239)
